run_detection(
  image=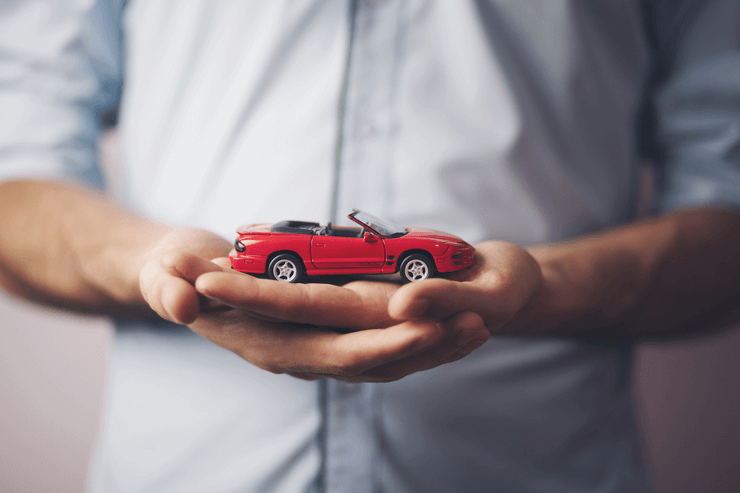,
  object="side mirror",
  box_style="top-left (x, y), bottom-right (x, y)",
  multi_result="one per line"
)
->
top-left (363, 231), bottom-right (378, 243)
